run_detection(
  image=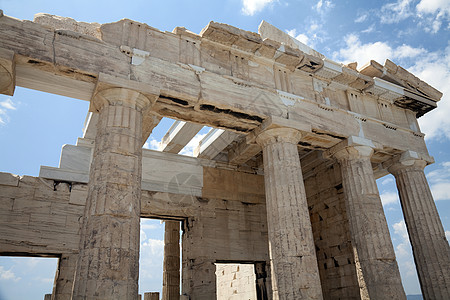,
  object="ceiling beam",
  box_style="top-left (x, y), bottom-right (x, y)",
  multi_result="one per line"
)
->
top-left (194, 128), bottom-right (240, 160)
top-left (160, 120), bottom-right (203, 153)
